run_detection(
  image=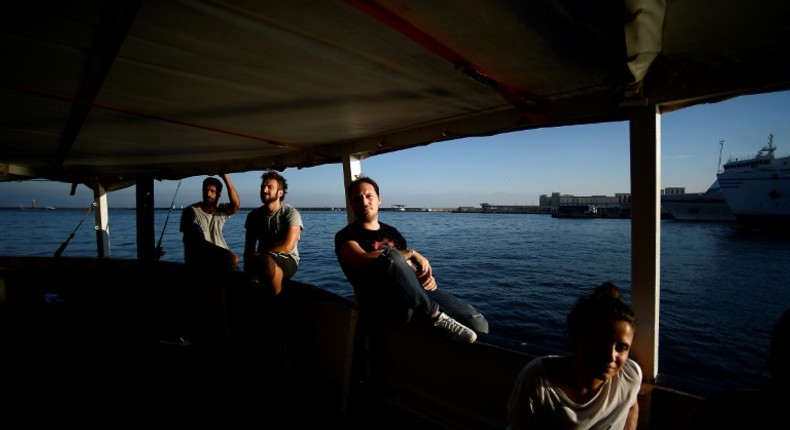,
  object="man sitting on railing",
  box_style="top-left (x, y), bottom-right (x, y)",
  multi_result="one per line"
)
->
top-left (334, 176), bottom-right (488, 344)
top-left (180, 174), bottom-right (241, 273)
